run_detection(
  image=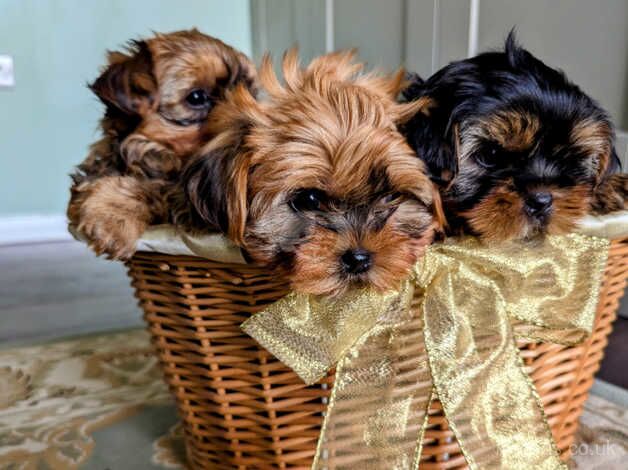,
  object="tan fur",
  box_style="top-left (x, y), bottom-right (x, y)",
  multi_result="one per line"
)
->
top-left (570, 118), bottom-right (613, 182)
top-left (480, 111), bottom-right (540, 152)
top-left (591, 173), bottom-right (628, 214)
top-left (549, 185), bottom-right (592, 233)
top-left (68, 30), bottom-right (257, 259)
top-left (68, 177), bottom-right (166, 259)
top-left (463, 181), bottom-right (591, 242)
top-left (461, 183), bottom-right (528, 242)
